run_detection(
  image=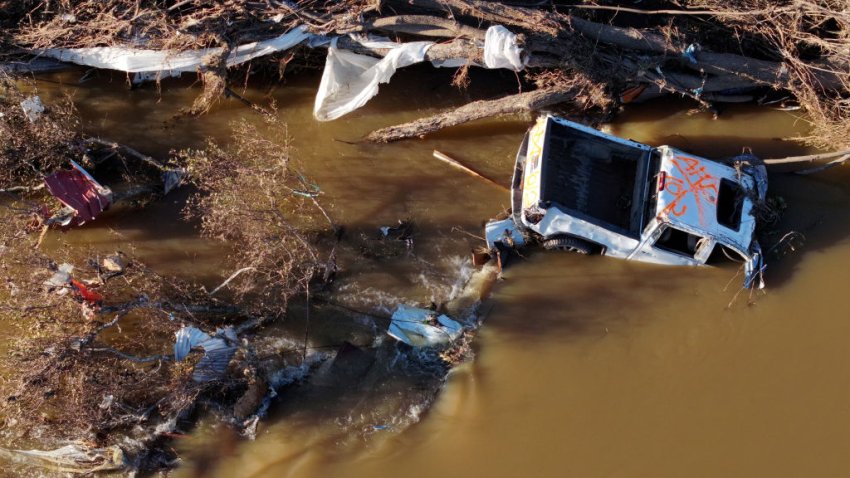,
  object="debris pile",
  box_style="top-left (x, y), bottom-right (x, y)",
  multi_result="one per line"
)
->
top-left (1, 1), bottom-right (847, 149)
